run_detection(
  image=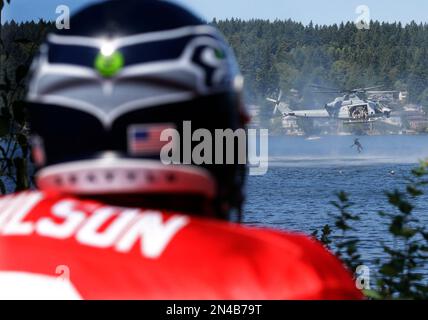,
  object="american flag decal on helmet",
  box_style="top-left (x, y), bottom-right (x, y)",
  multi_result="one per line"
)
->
top-left (127, 123), bottom-right (174, 156)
